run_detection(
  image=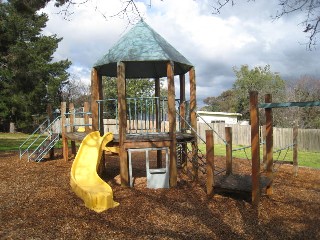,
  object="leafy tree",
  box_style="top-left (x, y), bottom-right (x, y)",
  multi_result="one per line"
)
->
top-left (0, 1), bottom-right (71, 132)
top-left (201, 89), bottom-right (236, 112)
top-left (232, 64), bottom-right (286, 123)
top-left (284, 76), bottom-right (320, 128)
